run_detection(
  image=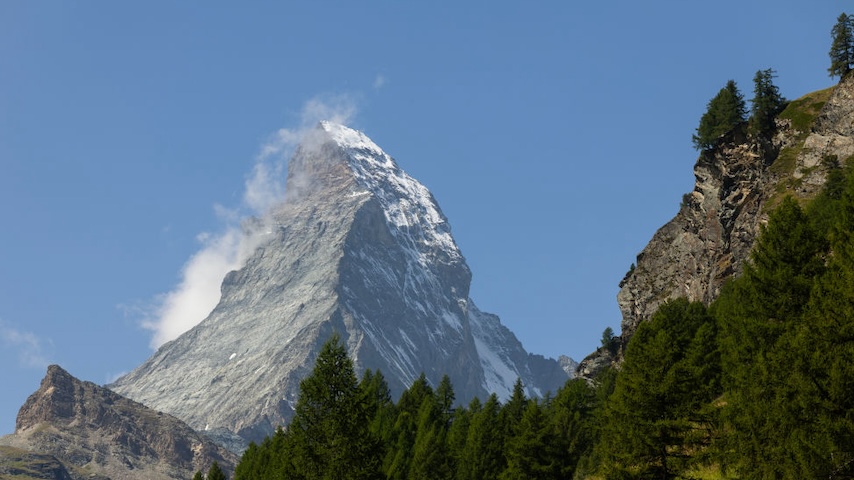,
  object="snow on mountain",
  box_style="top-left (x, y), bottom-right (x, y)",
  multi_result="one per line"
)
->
top-left (110, 123), bottom-right (570, 448)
